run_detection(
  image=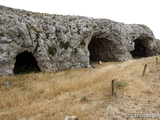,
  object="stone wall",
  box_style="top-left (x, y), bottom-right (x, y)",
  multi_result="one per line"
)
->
top-left (0, 5), bottom-right (159, 75)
